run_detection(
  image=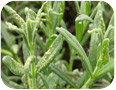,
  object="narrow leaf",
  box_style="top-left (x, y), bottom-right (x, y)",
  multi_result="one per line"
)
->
top-left (4, 5), bottom-right (25, 28)
top-left (105, 25), bottom-right (114, 39)
top-left (80, 3), bottom-right (98, 45)
top-left (25, 7), bottom-right (37, 20)
top-left (101, 39), bottom-right (110, 62)
top-left (36, 34), bottom-right (47, 53)
top-left (75, 14), bottom-right (93, 42)
top-left (23, 40), bottom-right (29, 62)
top-left (40, 22), bottom-right (49, 38)
top-left (38, 73), bottom-right (49, 89)
top-left (1, 21), bottom-right (15, 47)
top-left (97, 39), bottom-right (110, 67)
top-left (80, 1), bottom-right (91, 15)
top-left (74, 1), bottom-right (80, 13)
top-left (57, 1), bottom-right (65, 26)
top-left (77, 71), bottom-right (89, 88)
top-left (2, 56), bottom-right (24, 76)
top-left (88, 33), bottom-right (98, 70)
top-left (36, 35), bottom-right (63, 72)
top-left (1, 71), bottom-right (24, 89)
top-left (6, 22), bottom-right (24, 34)
top-left (75, 21), bottom-right (83, 42)
top-left (96, 59), bottom-right (114, 80)
top-left (60, 20), bottom-right (67, 29)
top-left (26, 18), bottom-right (33, 44)
top-left (46, 73), bottom-right (59, 89)
top-left (52, 1), bottom-right (61, 34)
top-left (49, 64), bottom-right (78, 88)
top-left (57, 27), bottom-right (92, 76)
top-left (98, 3), bottom-right (105, 36)
top-left (108, 13), bottom-right (114, 26)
